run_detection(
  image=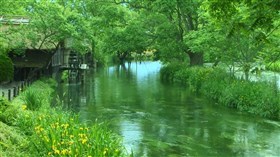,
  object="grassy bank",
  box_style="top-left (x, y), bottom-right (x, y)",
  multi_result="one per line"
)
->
top-left (160, 63), bottom-right (280, 120)
top-left (0, 78), bottom-right (129, 157)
